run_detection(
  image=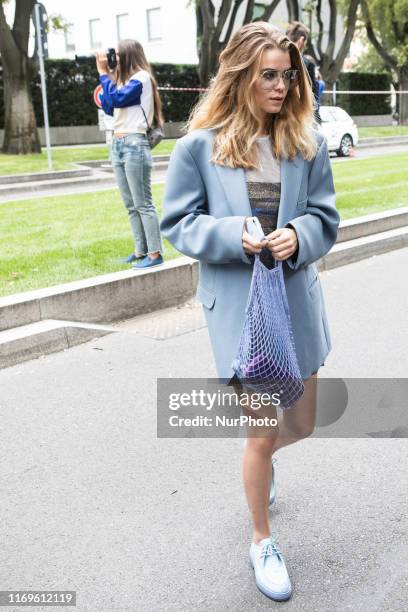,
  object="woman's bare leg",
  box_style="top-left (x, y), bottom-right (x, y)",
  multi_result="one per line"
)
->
top-left (241, 373), bottom-right (318, 542)
top-left (271, 372), bottom-right (318, 455)
top-left (241, 399), bottom-right (279, 543)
